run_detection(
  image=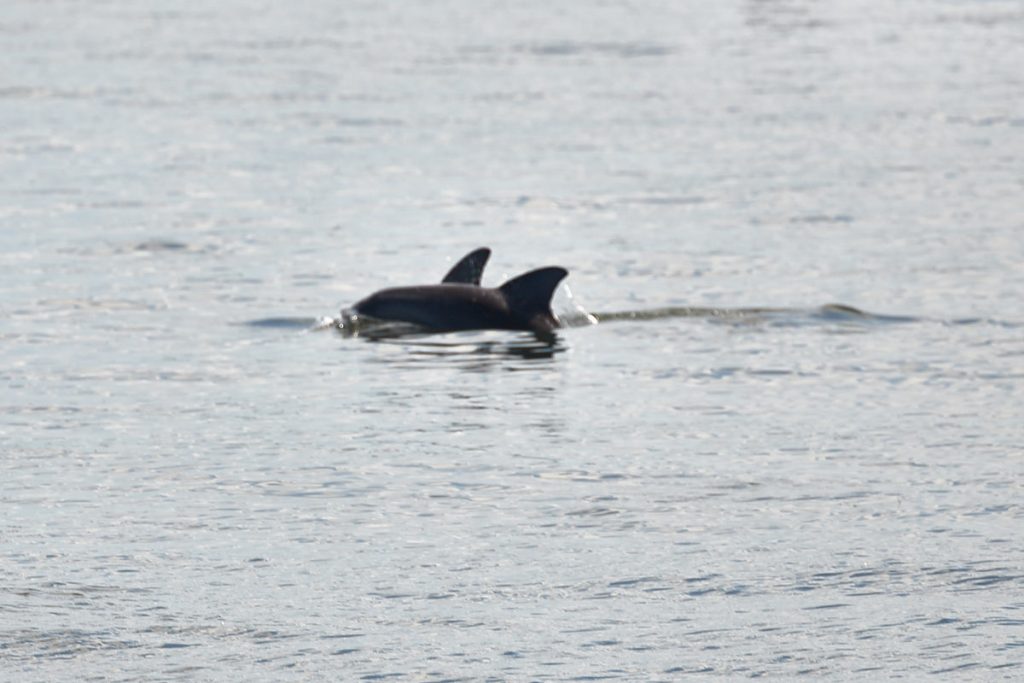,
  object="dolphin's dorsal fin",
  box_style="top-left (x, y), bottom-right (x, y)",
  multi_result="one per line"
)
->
top-left (442, 247), bottom-right (491, 285)
top-left (498, 266), bottom-right (568, 332)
